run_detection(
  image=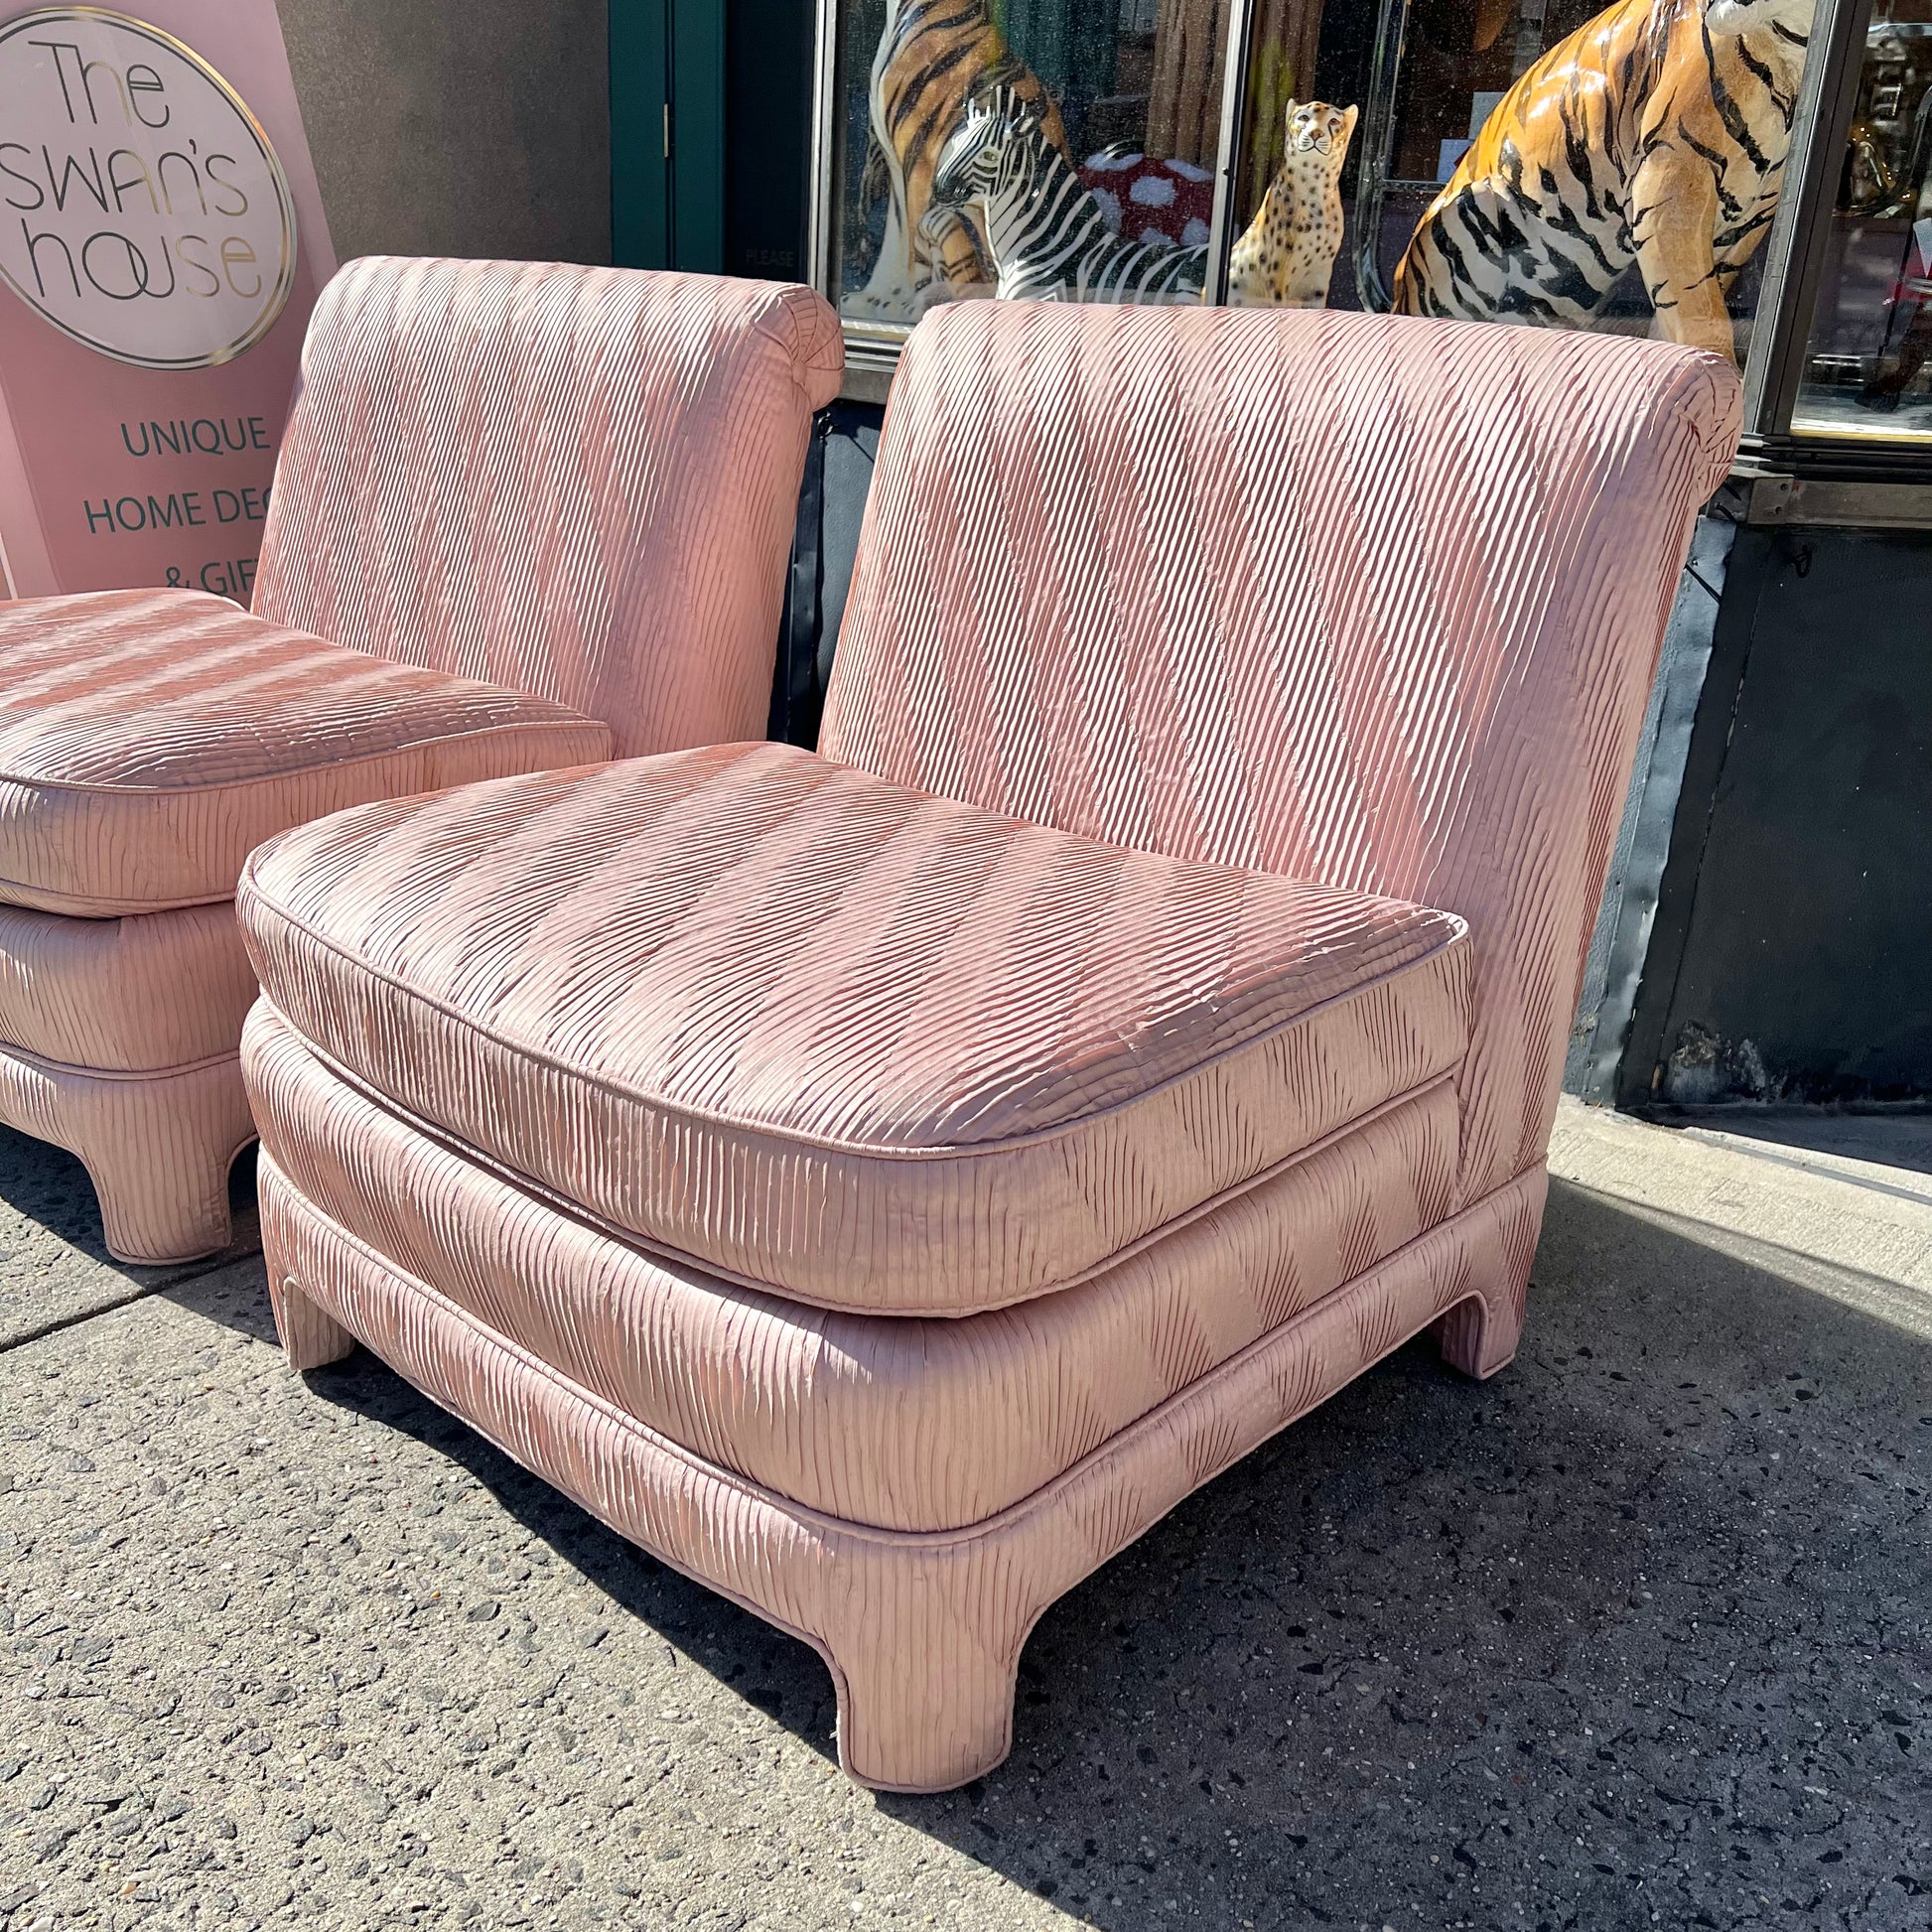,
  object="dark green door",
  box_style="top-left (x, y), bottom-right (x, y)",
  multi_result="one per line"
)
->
top-left (611, 0), bottom-right (725, 272)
